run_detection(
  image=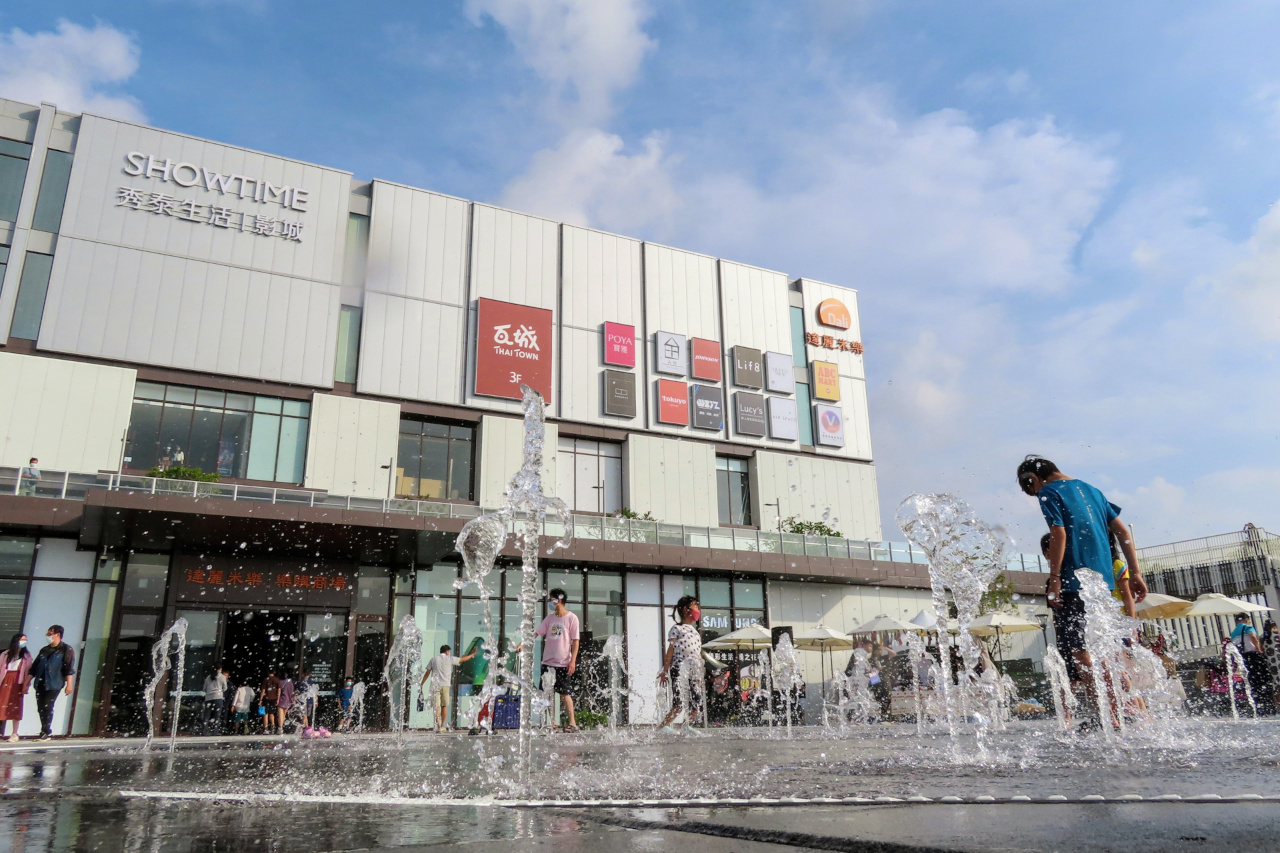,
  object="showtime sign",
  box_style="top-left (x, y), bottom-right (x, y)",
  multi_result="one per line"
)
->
top-left (475, 297), bottom-right (553, 401)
